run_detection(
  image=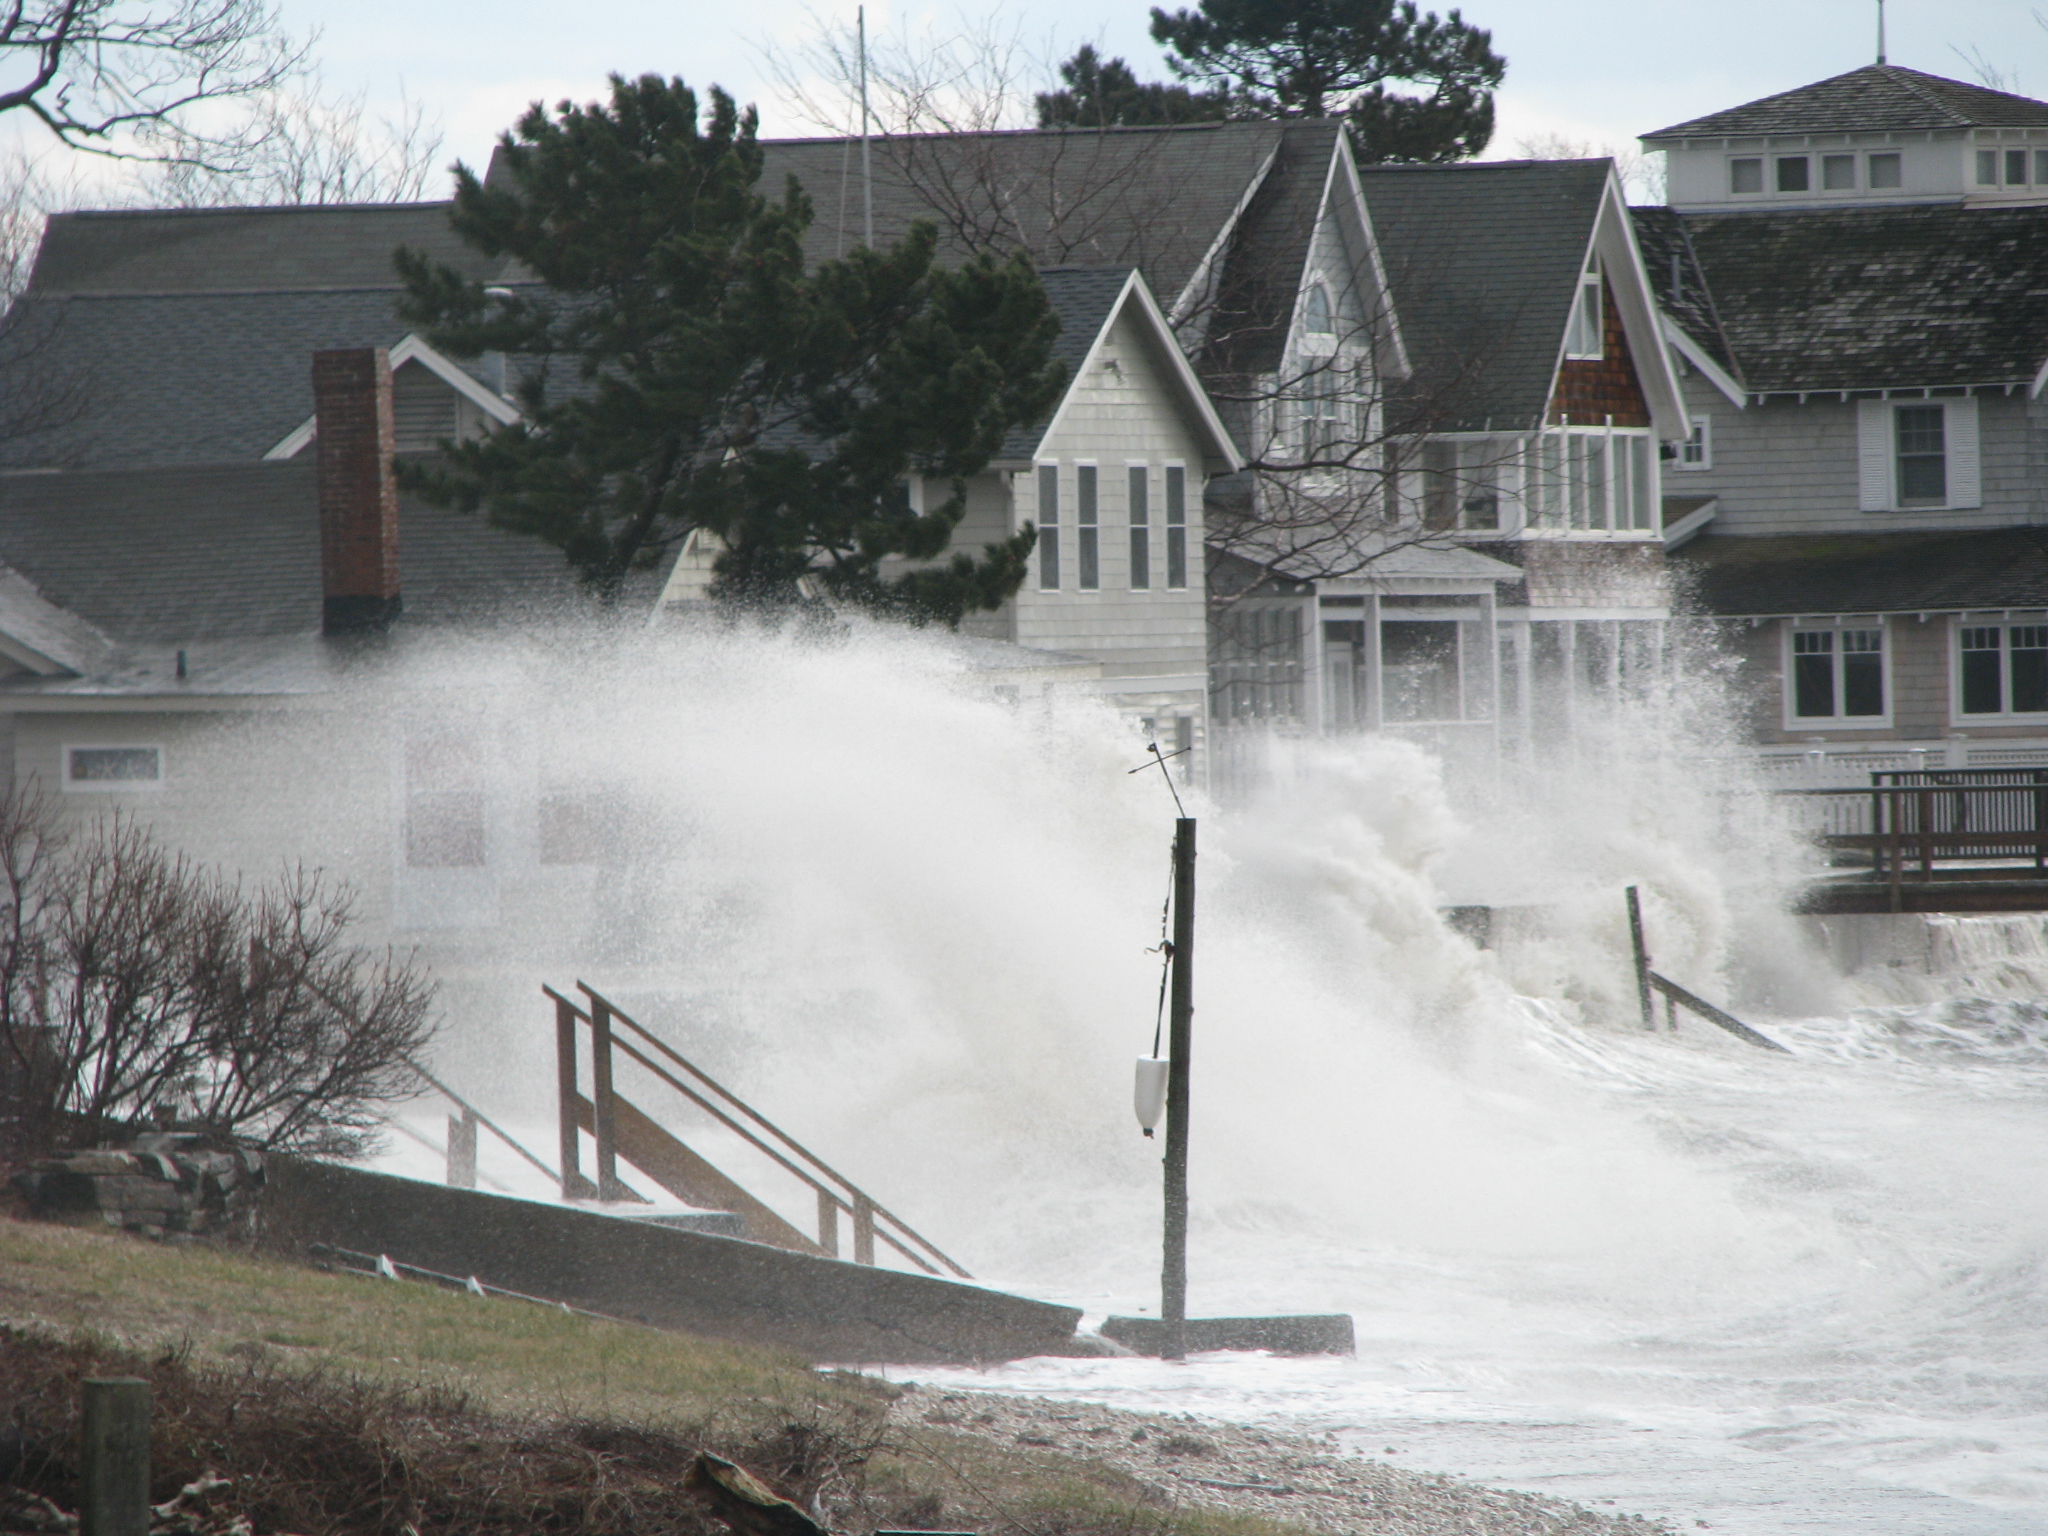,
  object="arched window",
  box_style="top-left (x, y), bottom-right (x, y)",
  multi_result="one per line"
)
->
top-left (1302, 283), bottom-right (1333, 336)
